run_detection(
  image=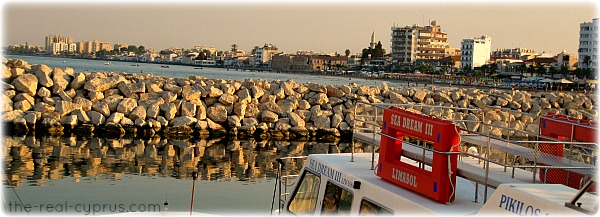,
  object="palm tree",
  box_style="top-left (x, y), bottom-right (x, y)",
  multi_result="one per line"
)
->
top-left (527, 64), bottom-right (535, 77)
top-left (559, 65), bottom-right (570, 78)
top-left (231, 44), bottom-right (238, 53)
top-left (517, 64), bottom-right (527, 78)
top-left (548, 66), bottom-right (557, 78)
top-left (489, 63), bottom-right (499, 76)
top-left (480, 64), bottom-right (490, 77)
top-left (534, 62), bottom-right (544, 77)
top-left (345, 49), bottom-right (351, 57)
top-left (583, 55), bottom-right (592, 69)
